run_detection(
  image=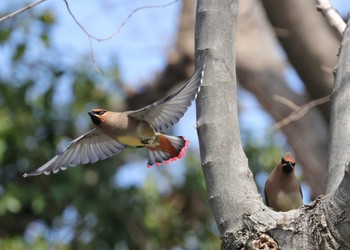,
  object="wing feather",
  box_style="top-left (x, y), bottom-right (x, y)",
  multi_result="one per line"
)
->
top-left (23, 129), bottom-right (125, 177)
top-left (127, 52), bottom-right (206, 132)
